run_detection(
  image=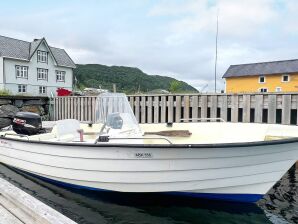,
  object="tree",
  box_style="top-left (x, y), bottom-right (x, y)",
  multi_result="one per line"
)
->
top-left (169, 80), bottom-right (183, 93)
